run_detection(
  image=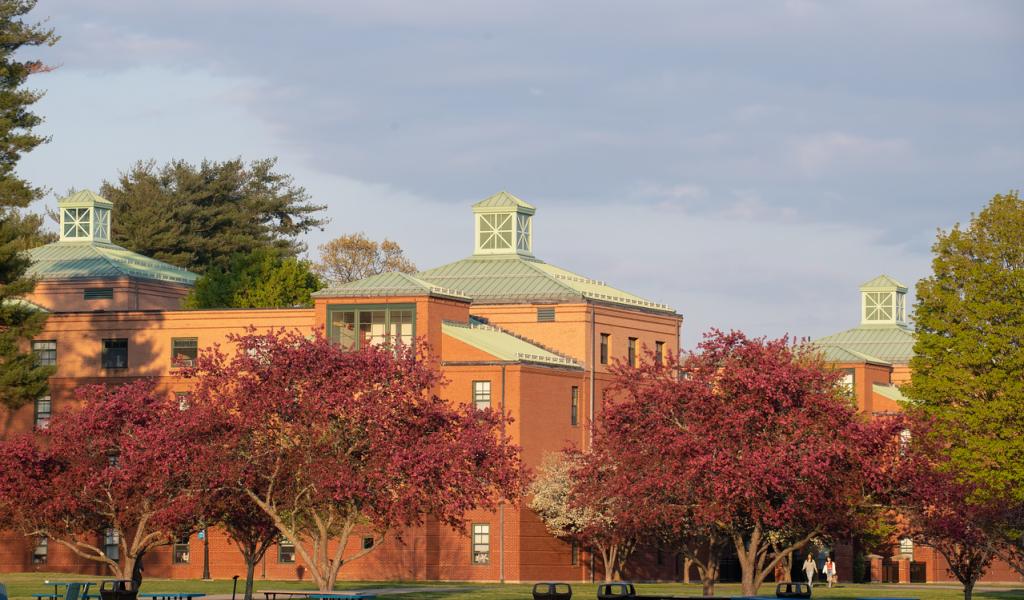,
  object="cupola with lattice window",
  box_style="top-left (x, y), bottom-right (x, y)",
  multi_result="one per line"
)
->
top-left (58, 190), bottom-right (113, 242)
top-left (859, 275), bottom-right (908, 326)
top-left (472, 191), bottom-right (535, 256)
